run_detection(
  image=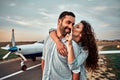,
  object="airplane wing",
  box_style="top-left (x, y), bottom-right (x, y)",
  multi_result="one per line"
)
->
top-left (1, 44), bottom-right (10, 50)
top-left (99, 50), bottom-right (120, 54)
